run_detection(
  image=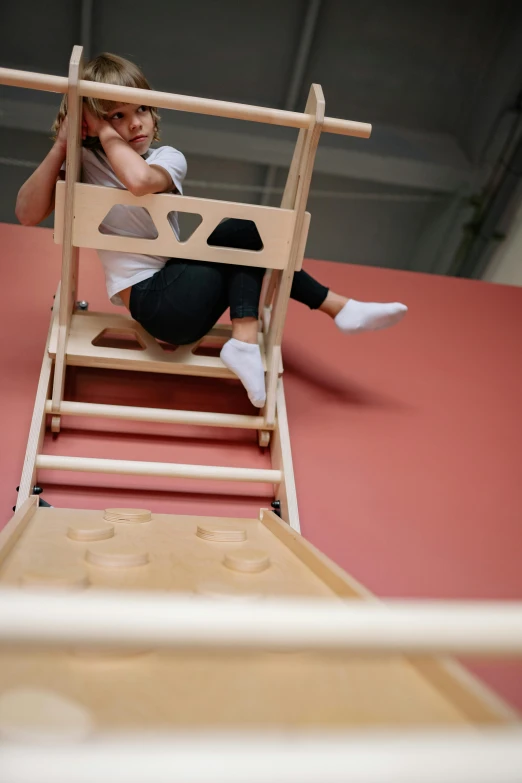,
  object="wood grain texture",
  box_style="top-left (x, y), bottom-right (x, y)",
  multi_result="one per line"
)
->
top-left (16, 285), bottom-right (58, 509)
top-left (48, 311), bottom-right (269, 378)
top-left (0, 507), bottom-right (514, 727)
top-left (51, 46), bottom-right (83, 421)
top-left (258, 509), bottom-right (517, 723)
top-left (54, 182), bottom-right (299, 271)
top-left (0, 65), bottom-right (372, 137)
